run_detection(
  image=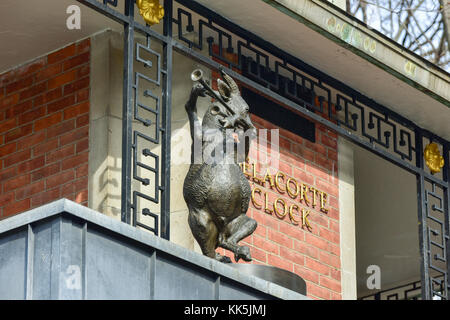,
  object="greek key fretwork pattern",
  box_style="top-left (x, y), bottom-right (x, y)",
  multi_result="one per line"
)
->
top-left (424, 180), bottom-right (449, 299)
